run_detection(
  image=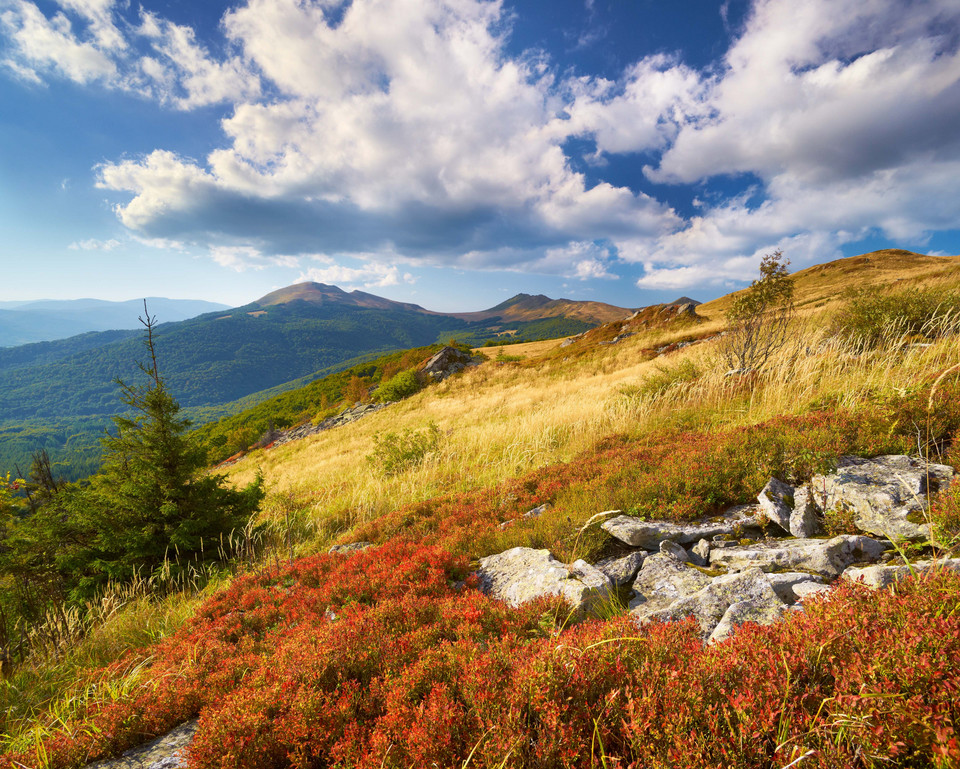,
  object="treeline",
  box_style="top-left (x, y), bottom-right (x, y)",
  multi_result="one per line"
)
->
top-left (0, 318), bottom-right (264, 670)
